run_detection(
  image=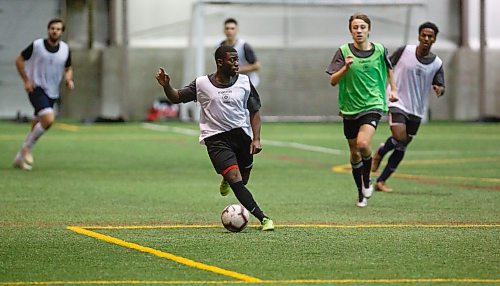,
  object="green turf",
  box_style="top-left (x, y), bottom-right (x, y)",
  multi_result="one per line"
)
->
top-left (0, 120), bottom-right (498, 285)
